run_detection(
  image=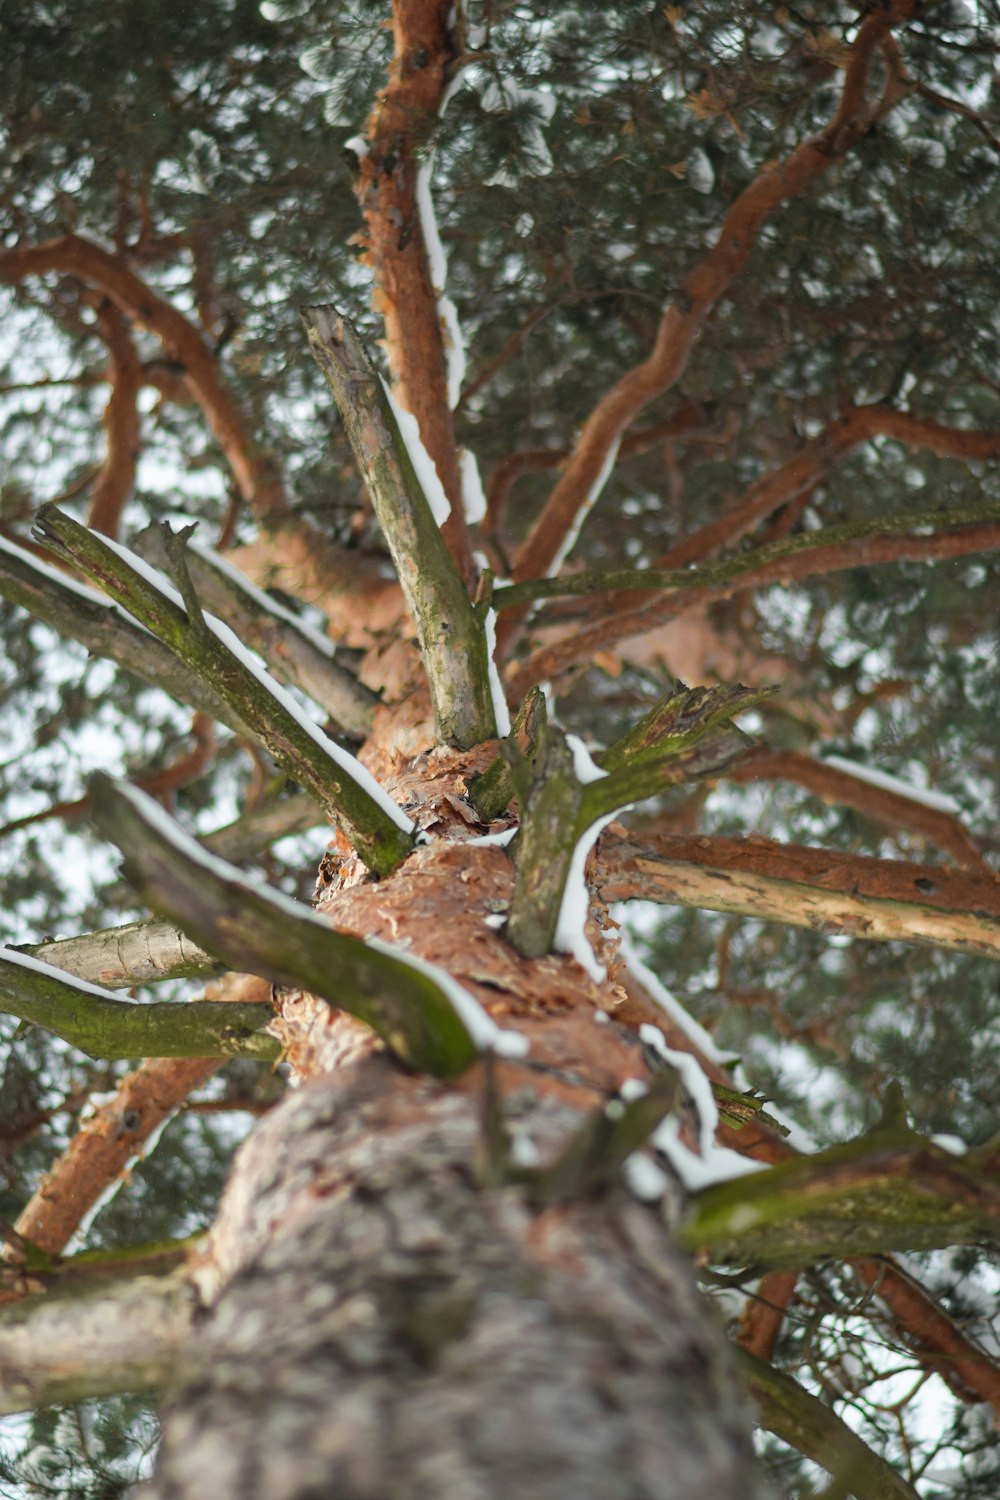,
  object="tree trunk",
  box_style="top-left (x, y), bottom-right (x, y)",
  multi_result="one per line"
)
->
top-left (142, 1058), bottom-right (768, 1500)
